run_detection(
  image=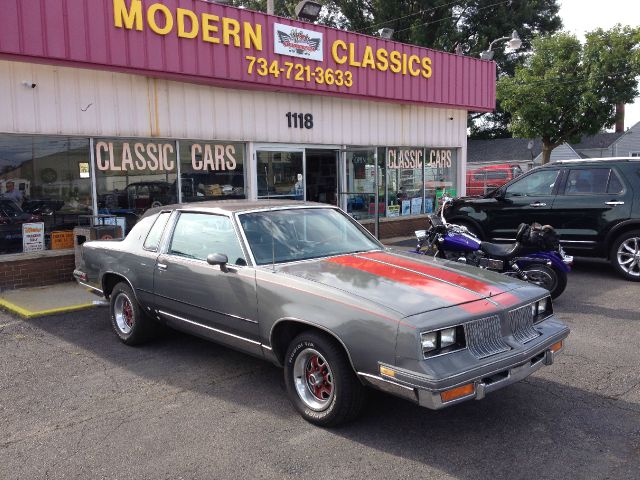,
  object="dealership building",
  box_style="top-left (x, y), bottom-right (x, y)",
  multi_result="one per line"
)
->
top-left (0, 0), bottom-right (495, 289)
